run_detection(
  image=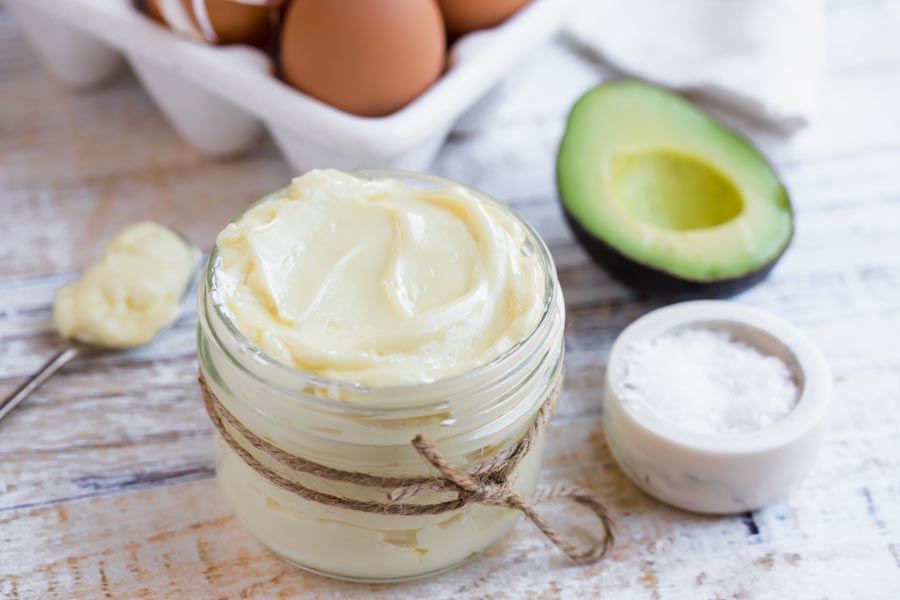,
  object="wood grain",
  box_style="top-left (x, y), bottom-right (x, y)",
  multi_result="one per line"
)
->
top-left (2, 0), bottom-right (900, 597)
